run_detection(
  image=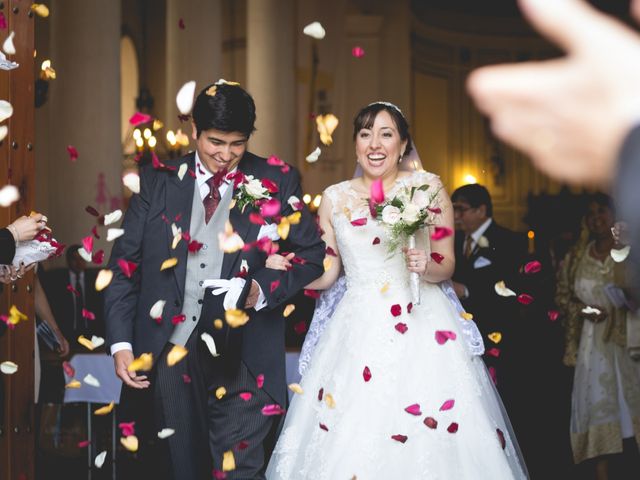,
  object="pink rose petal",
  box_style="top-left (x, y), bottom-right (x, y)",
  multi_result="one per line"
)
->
top-left (249, 213), bottom-right (266, 225)
top-left (431, 226), bottom-right (453, 240)
top-left (129, 111), bottom-right (152, 126)
top-left (428, 207), bottom-right (442, 214)
top-left (0, 12), bottom-right (6, 29)
top-left (67, 145), bottom-right (79, 162)
top-left (62, 361), bottom-right (75, 378)
top-left (517, 293), bottom-right (534, 305)
top-left (261, 404), bottom-right (285, 416)
top-left (548, 310), bottom-right (559, 322)
top-left (350, 218), bottom-right (367, 227)
top-left (423, 417), bottom-right (438, 429)
top-left (239, 392), bottom-right (252, 401)
top-left (261, 178), bottom-right (279, 194)
top-left (171, 314), bottom-right (186, 325)
top-left (119, 421), bottom-right (136, 437)
top-left (178, 18), bottom-right (185, 29)
top-left (182, 374), bottom-right (191, 384)
top-left (117, 259), bottom-right (138, 278)
top-left (256, 374), bottom-right (264, 389)
top-left (81, 308), bottom-right (95, 321)
top-left (82, 235), bottom-right (93, 254)
top-left (351, 46), bottom-right (365, 58)
top-left (363, 366), bottom-right (372, 382)
top-left (439, 399), bottom-right (455, 411)
top-left (486, 347), bottom-right (500, 358)
top-left (488, 366), bottom-right (498, 385)
top-left (260, 198), bottom-right (281, 217)
top-left (404, 404), bottom-right (422, 416)
top-left (77, 440), bottom-right (91, 448)
top-left (524, 260), bottom-right (542, 274)
top-left (370, 178), bottom-right (385, 204)
top-left (435, 330), bottom-right (456, 344)
top-left (394, 322), bottom-right (408, 334)
top-left (270, 280), bottom-right (280, 293)
top-left (304, 289), bottom-right (320, 299)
